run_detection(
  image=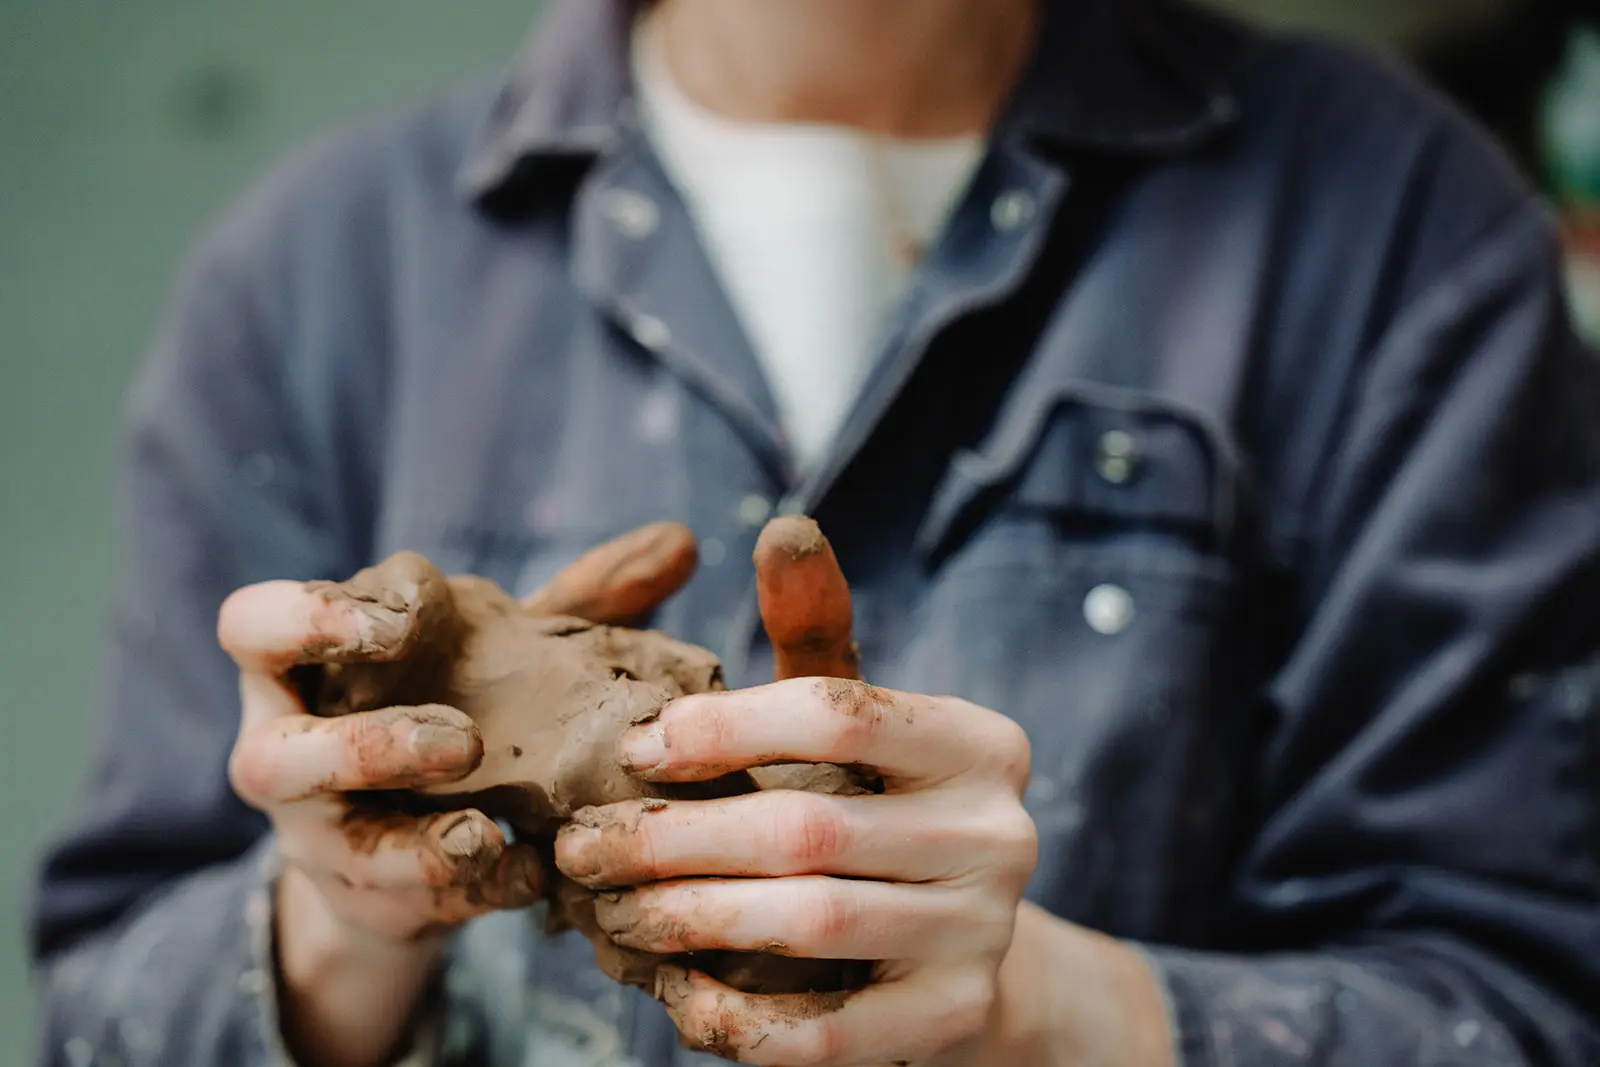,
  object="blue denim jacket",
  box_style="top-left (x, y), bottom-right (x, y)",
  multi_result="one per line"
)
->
top-left (29, 1), bottom-right (1600, 1064)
